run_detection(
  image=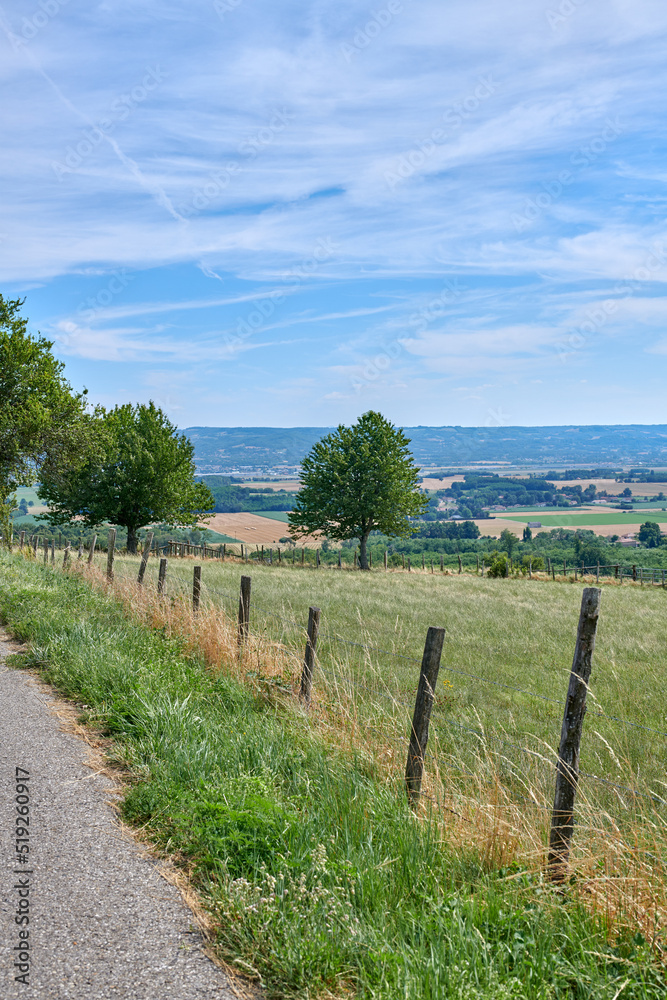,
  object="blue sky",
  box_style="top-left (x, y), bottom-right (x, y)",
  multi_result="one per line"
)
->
top-left (1, 0), bottom-right (666, 429)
